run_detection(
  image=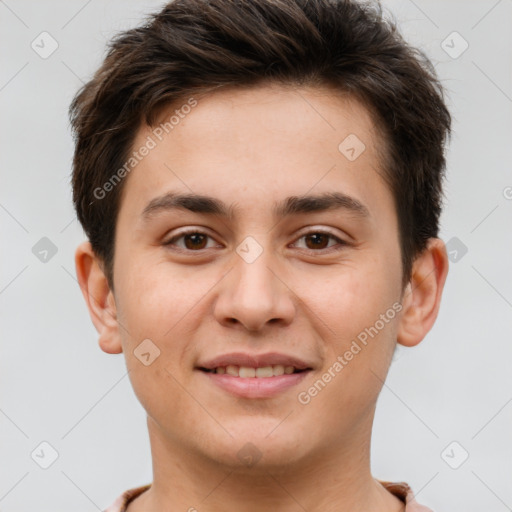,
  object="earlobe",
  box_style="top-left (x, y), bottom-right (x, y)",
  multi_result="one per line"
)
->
top-left (397, 237), bottom-right (449, 347)
top-left (75, 241), bottom-right (123, 354)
